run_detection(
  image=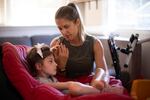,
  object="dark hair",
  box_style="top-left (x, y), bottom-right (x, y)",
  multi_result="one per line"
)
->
top-left (26, 44), bottom-right (53, 77)
top-left (55, 3), bottom-right (79, 21)
top-left (55, 3), bottom-right (86, 41)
